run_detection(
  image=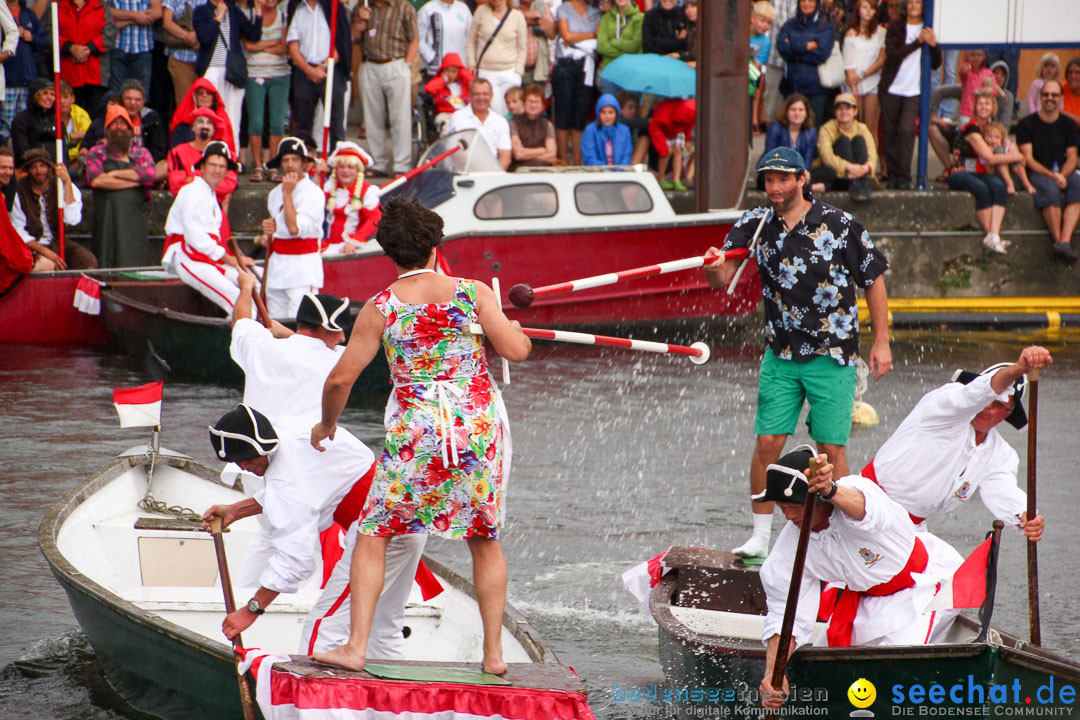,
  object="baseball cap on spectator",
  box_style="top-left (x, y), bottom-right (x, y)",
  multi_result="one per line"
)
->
top-left (105, 104), bottom-right (134, 130)
top-left (756, 146), bottom-right (806, 174)
top-left (267, 136), bottom-right (314, 168)
top-left (834, 92), bottom-right (858, 108)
